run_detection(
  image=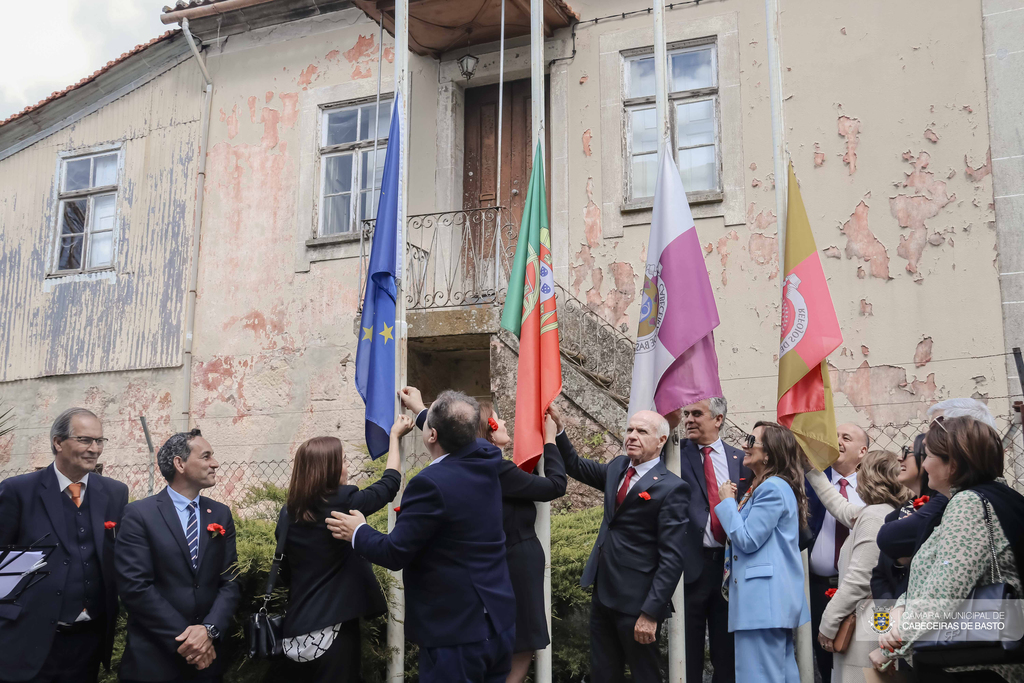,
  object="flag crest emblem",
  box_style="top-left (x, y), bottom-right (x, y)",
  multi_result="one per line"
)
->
top-left (872, 609), bottom-right (891, 634)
